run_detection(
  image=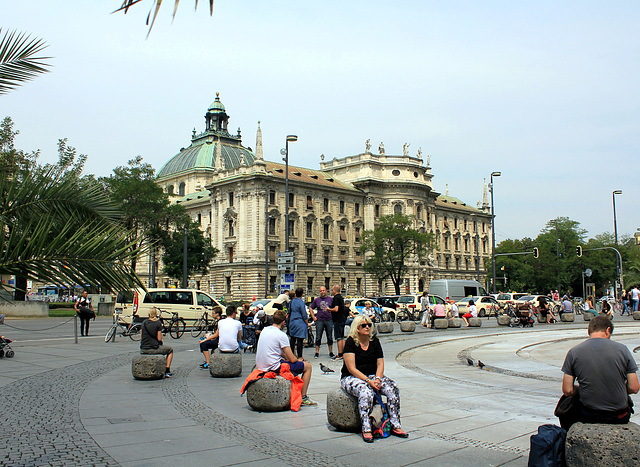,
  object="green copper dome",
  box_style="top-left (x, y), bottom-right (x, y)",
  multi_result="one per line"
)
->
top-left (208, 93), bottom-right (225, 113)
